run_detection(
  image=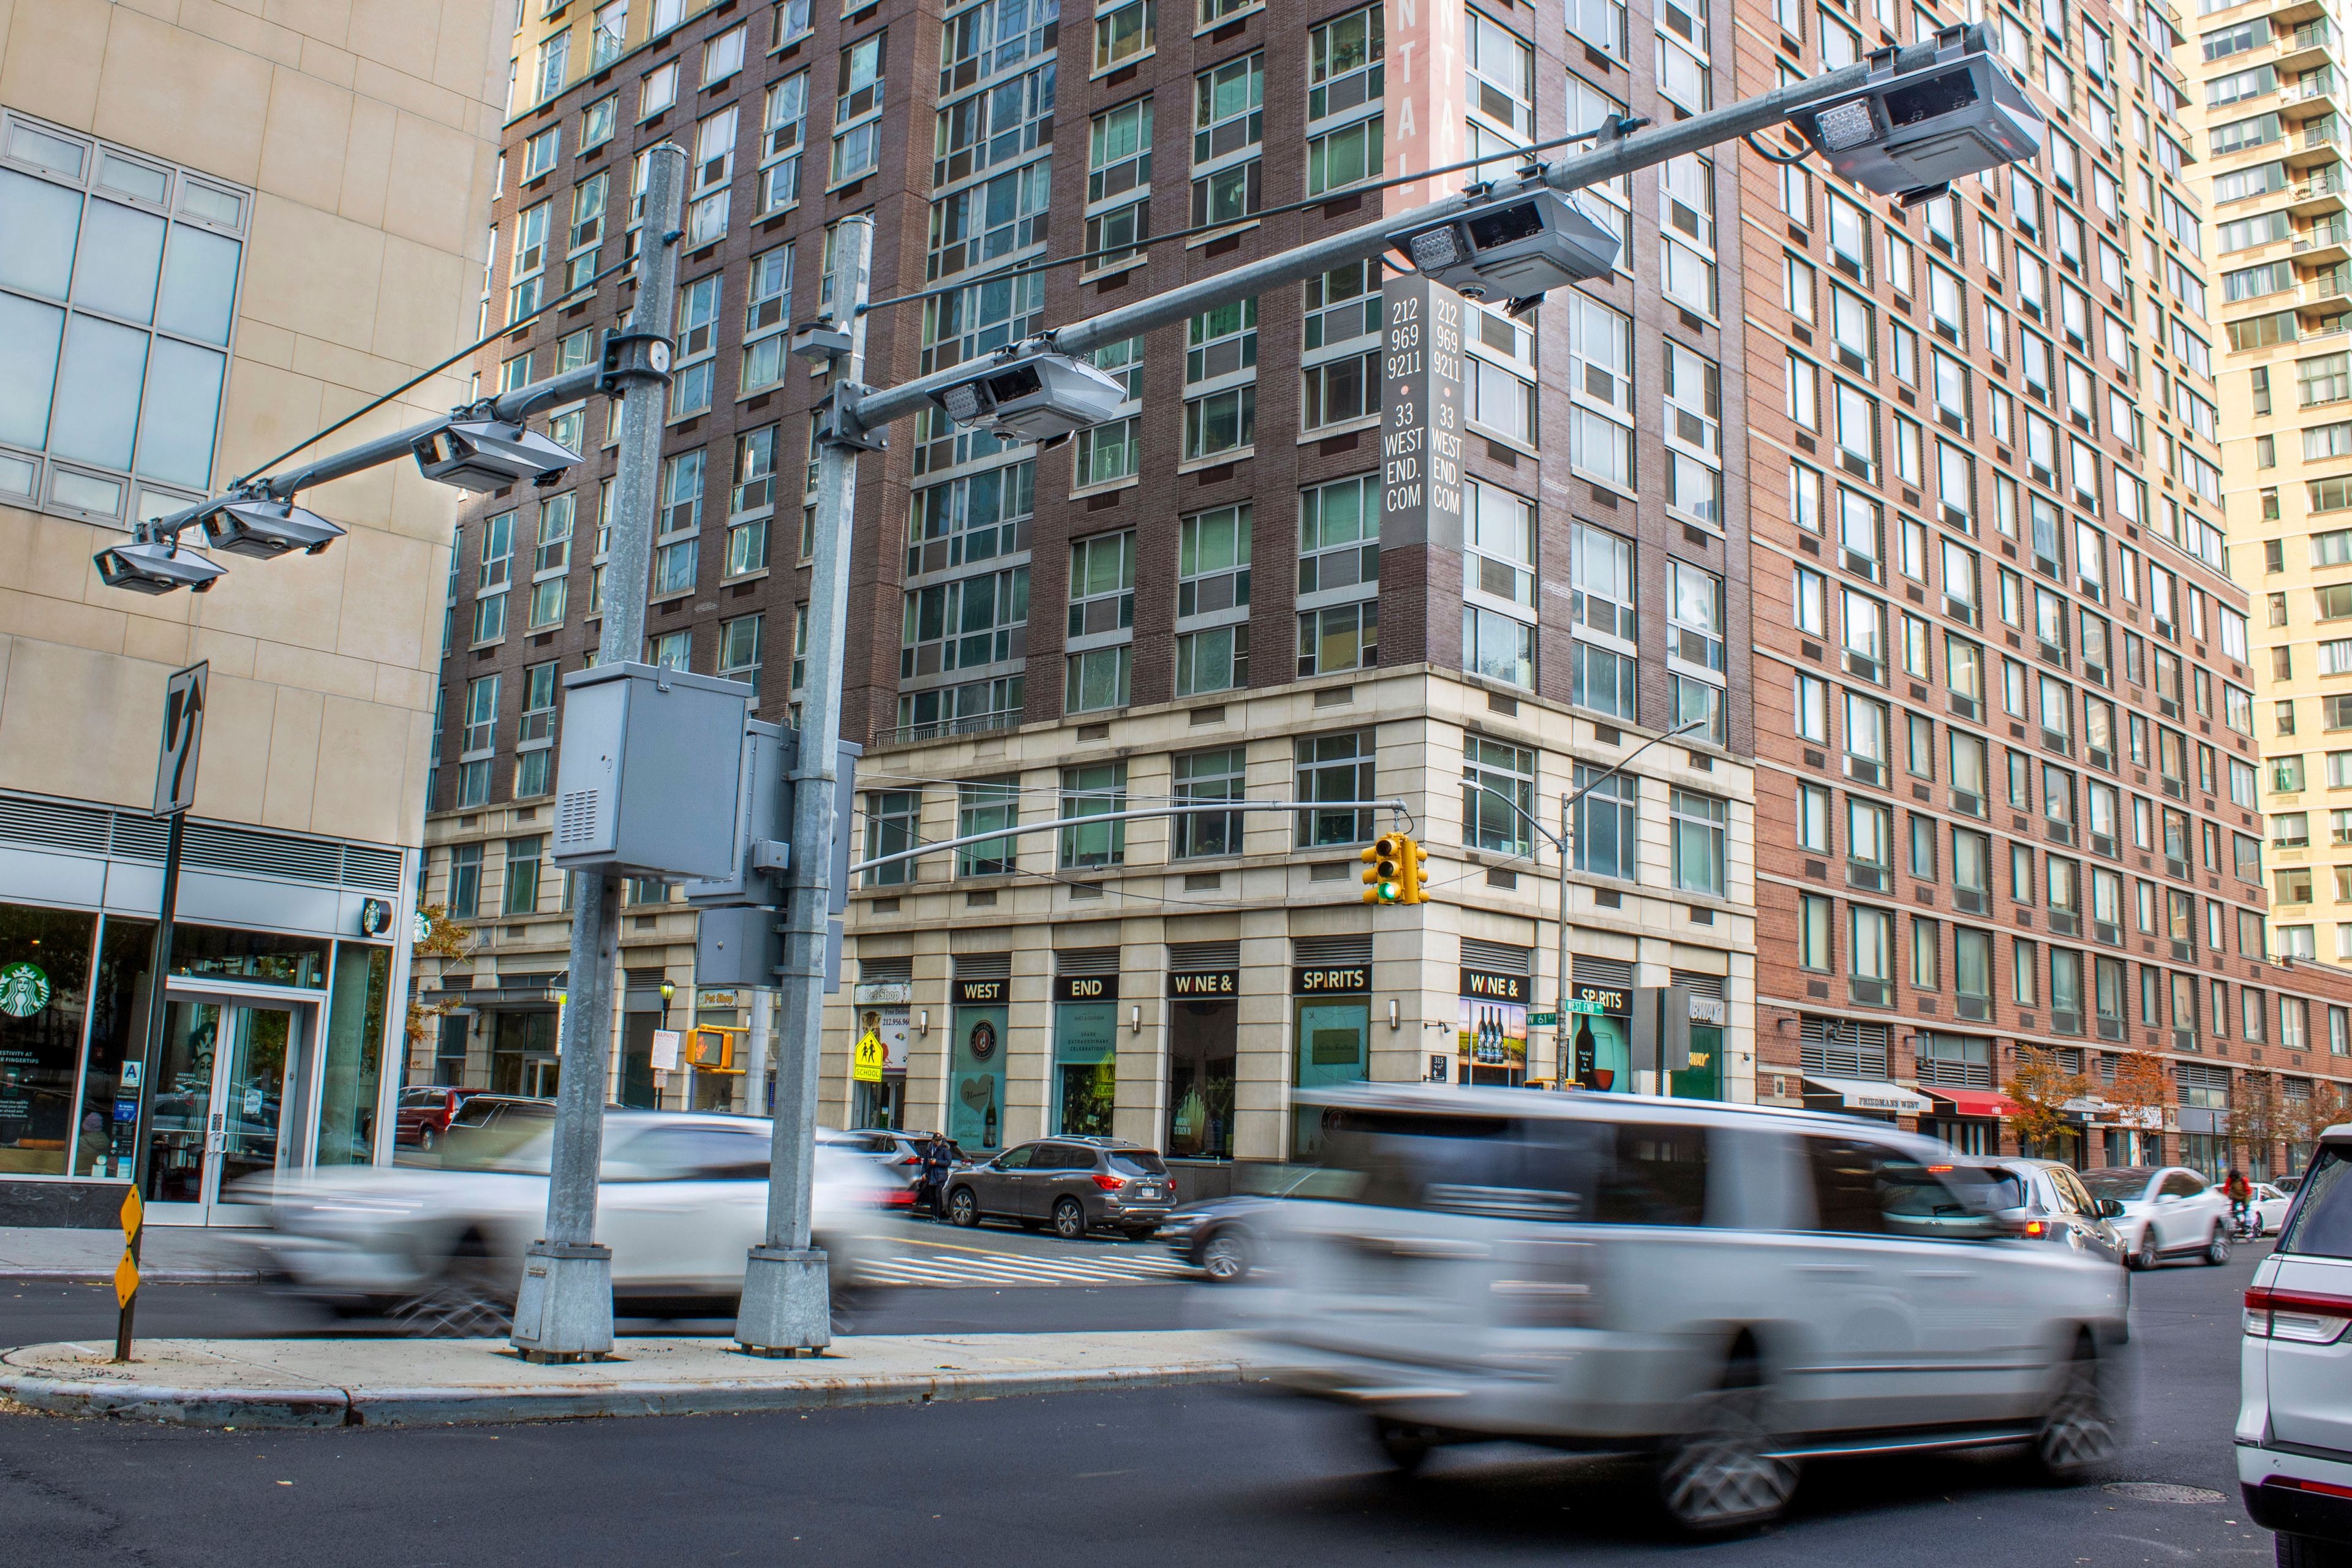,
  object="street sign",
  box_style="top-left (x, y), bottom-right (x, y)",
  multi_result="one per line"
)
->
top-left (153, 662), bottom-right (208, 816)
top-left (114, 1188), bottom-right (142, 1311)
top-left (853, 1031), bottom-right (886, 1084)
top-left (1562, 998), bottom-right (1610, 1017)
top-left (1528, 1011), bottom-right (1558, 1027)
